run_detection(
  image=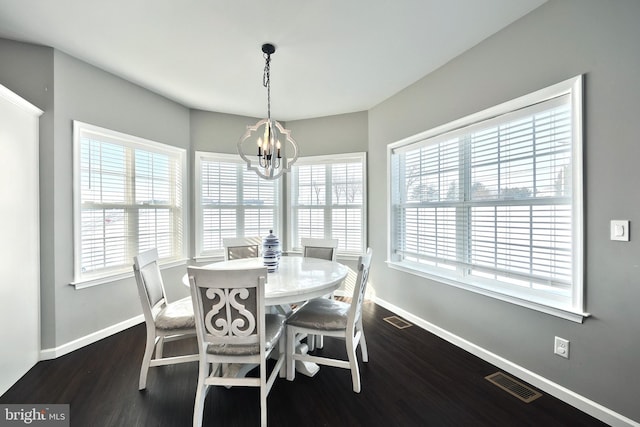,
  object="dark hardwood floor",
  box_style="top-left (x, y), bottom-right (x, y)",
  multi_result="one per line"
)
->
top-left (1, 302), bottom-right (606, 426)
